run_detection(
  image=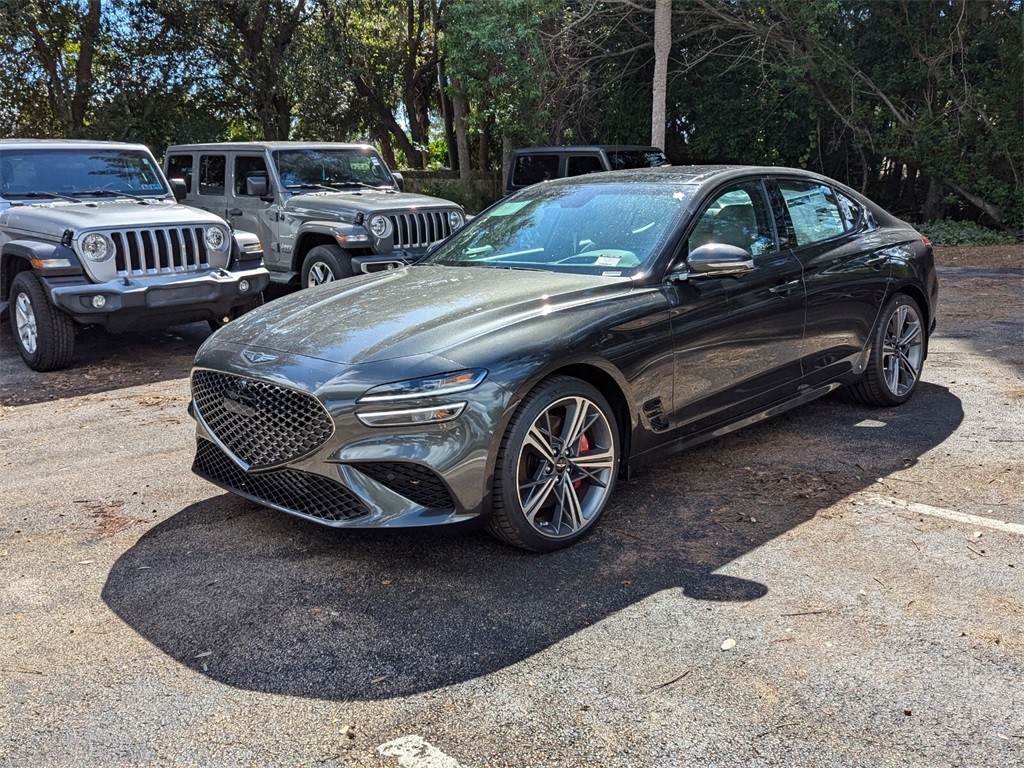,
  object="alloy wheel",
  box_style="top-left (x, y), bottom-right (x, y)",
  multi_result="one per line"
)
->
top-left (881, 303), bottom-right (923, 397)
